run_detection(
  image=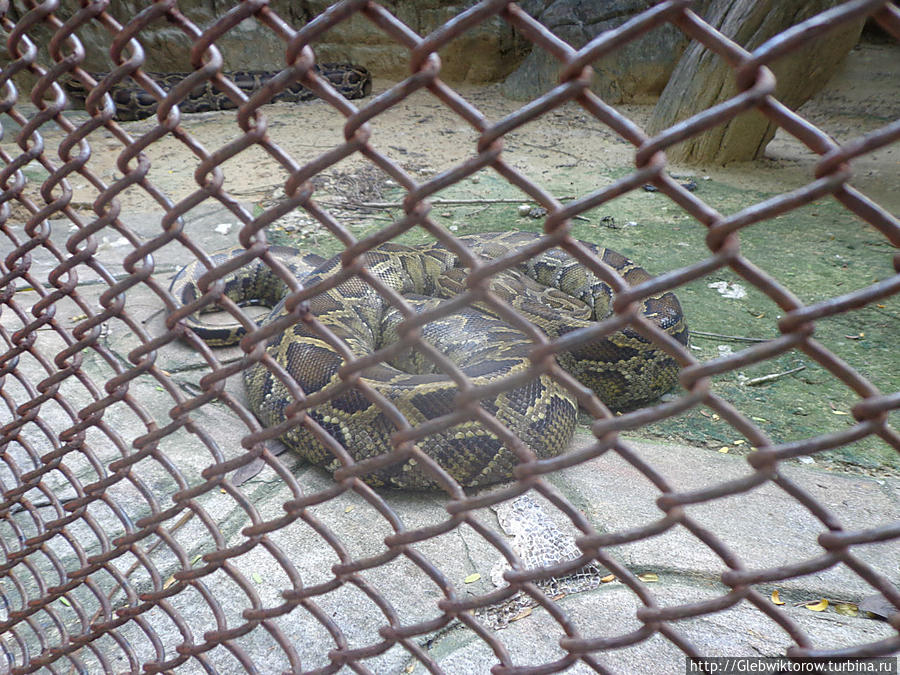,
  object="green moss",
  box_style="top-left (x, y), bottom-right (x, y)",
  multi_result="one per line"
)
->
top-left (272, 167), bottom-right (898, 472)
